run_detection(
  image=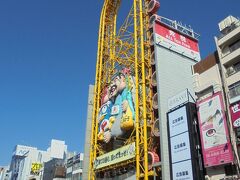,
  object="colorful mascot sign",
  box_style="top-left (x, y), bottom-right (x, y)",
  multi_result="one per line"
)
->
top-left (97, 67), bottom-right (135, 150)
